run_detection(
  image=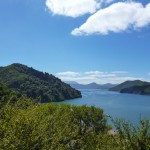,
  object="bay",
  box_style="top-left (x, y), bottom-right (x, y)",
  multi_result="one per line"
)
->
top-left (59, 89), bottom-right (150, 125)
